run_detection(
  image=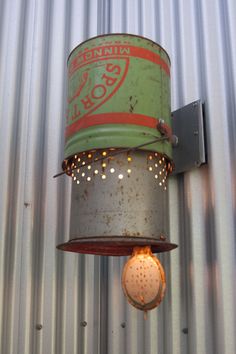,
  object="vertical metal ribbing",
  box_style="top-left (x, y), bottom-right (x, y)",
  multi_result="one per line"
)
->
top-left (0, 0), bottom-right (236, 353)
